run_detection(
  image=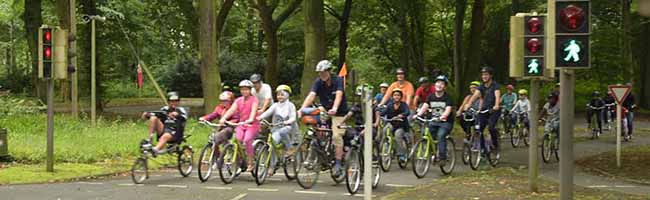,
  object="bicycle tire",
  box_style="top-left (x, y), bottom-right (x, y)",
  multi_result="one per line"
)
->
top-left (541, 134), bottom-right (551, 163)
top-left (379, 136), bottom-right (393, 172)
top-left (283, 152), bottom-right (297, 181)
top-left (469, 133), bottom-right (482, 170)
top-left (198, 144), bottom-right (217, 182)
top-left (295, 141), bottom-right (320, 189)
top-left (177, 146), bottom-right (194, 177)
top-left (218, 144), bottom-right (238, 184)
top-left (344, 150), bottom-right (361, 195)
top-left (254, 144), bottom-right (272, 185)
top-left (131, 158), bottom-right (148, 184)
top-left (439, 137), bottom-right (456, 175)
top-left (411, 139), bottom-right (430, 178)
